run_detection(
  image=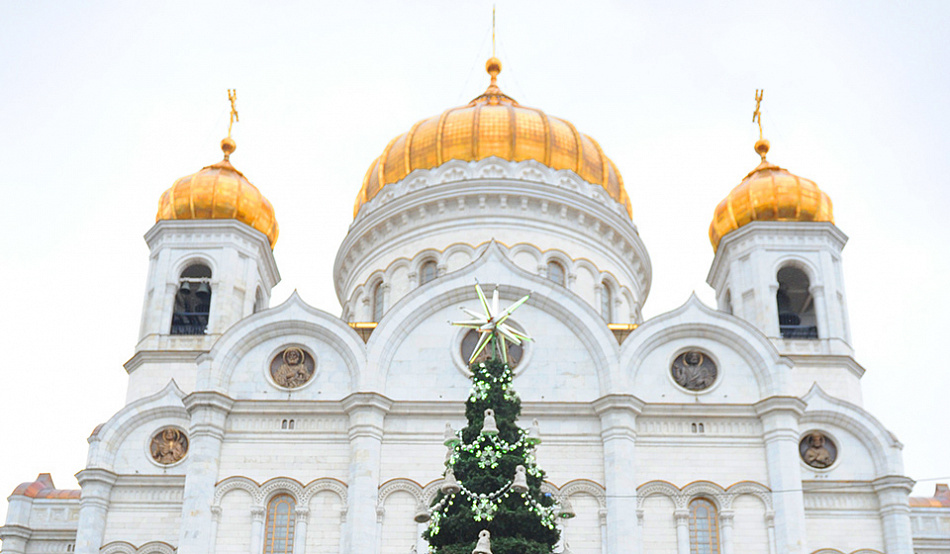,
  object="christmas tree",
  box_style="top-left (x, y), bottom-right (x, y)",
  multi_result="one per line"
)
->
top-left (418, 285), bottom-right (570, 554)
